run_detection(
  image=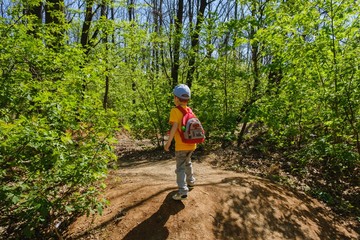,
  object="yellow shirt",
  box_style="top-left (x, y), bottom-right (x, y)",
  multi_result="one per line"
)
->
top-left (169, 106), bottom-right (196, 151)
